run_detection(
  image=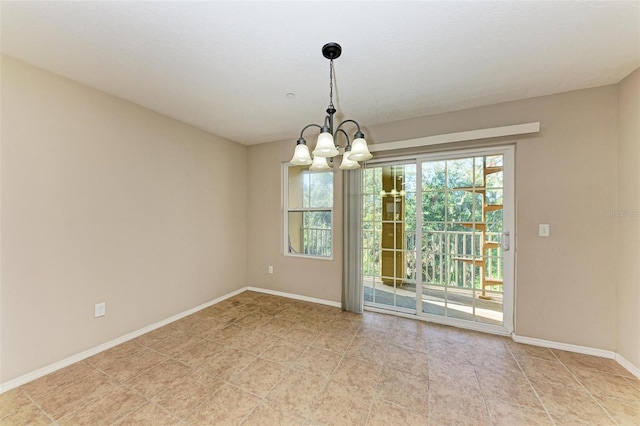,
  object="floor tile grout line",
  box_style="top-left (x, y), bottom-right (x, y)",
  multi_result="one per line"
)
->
top-left (148, 399), bottom-right (194, 425)
top-left (83, 365), bottom-right (167, 425)
top-left (472, 359), bottom-right (497, 424)
top-left (19, 363), bottom-right (98, 406)
top-left (505, 342), bottom-right (557, 426)
top-left (23, 391), bottom-right (57, 424)
top-left (236, 362), bottom-right (311, 425)
top-left (259, 365), bottom-right (295, 415)
top-left (326, 320), bottom-right (373, 426)
top-left (559, 359), bottom-right (620, 425)
top-left (307, 318), bottom-right (360, 422)
top-left (224, 381), bottom-right (273, 425)
top-left (143, 398), bottom-right (195, 426)
top-left (368, 328), bottom-right (431, 422)
top-left (105, 398), bottom-right (148, 426)
top-left (182, 377), bottom-right (234, 424)
top-left (149, 371), bottom-right (223, 426)
top-left (362, 383), bottom-right (378, 426)
top-left (427, 354), bottom-right (434, 426)
top-left (548, 348), bottom-right (565, 365)
top-left (28, 368), bottom-right (127, 425)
